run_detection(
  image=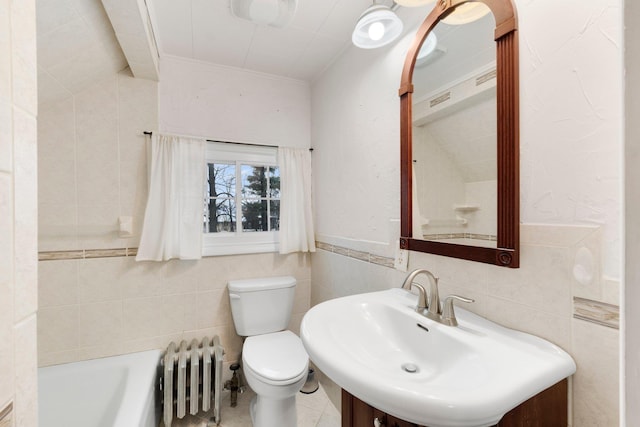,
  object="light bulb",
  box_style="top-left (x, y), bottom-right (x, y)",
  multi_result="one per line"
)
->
top-left (368, 22), bottom-right (385, 41)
